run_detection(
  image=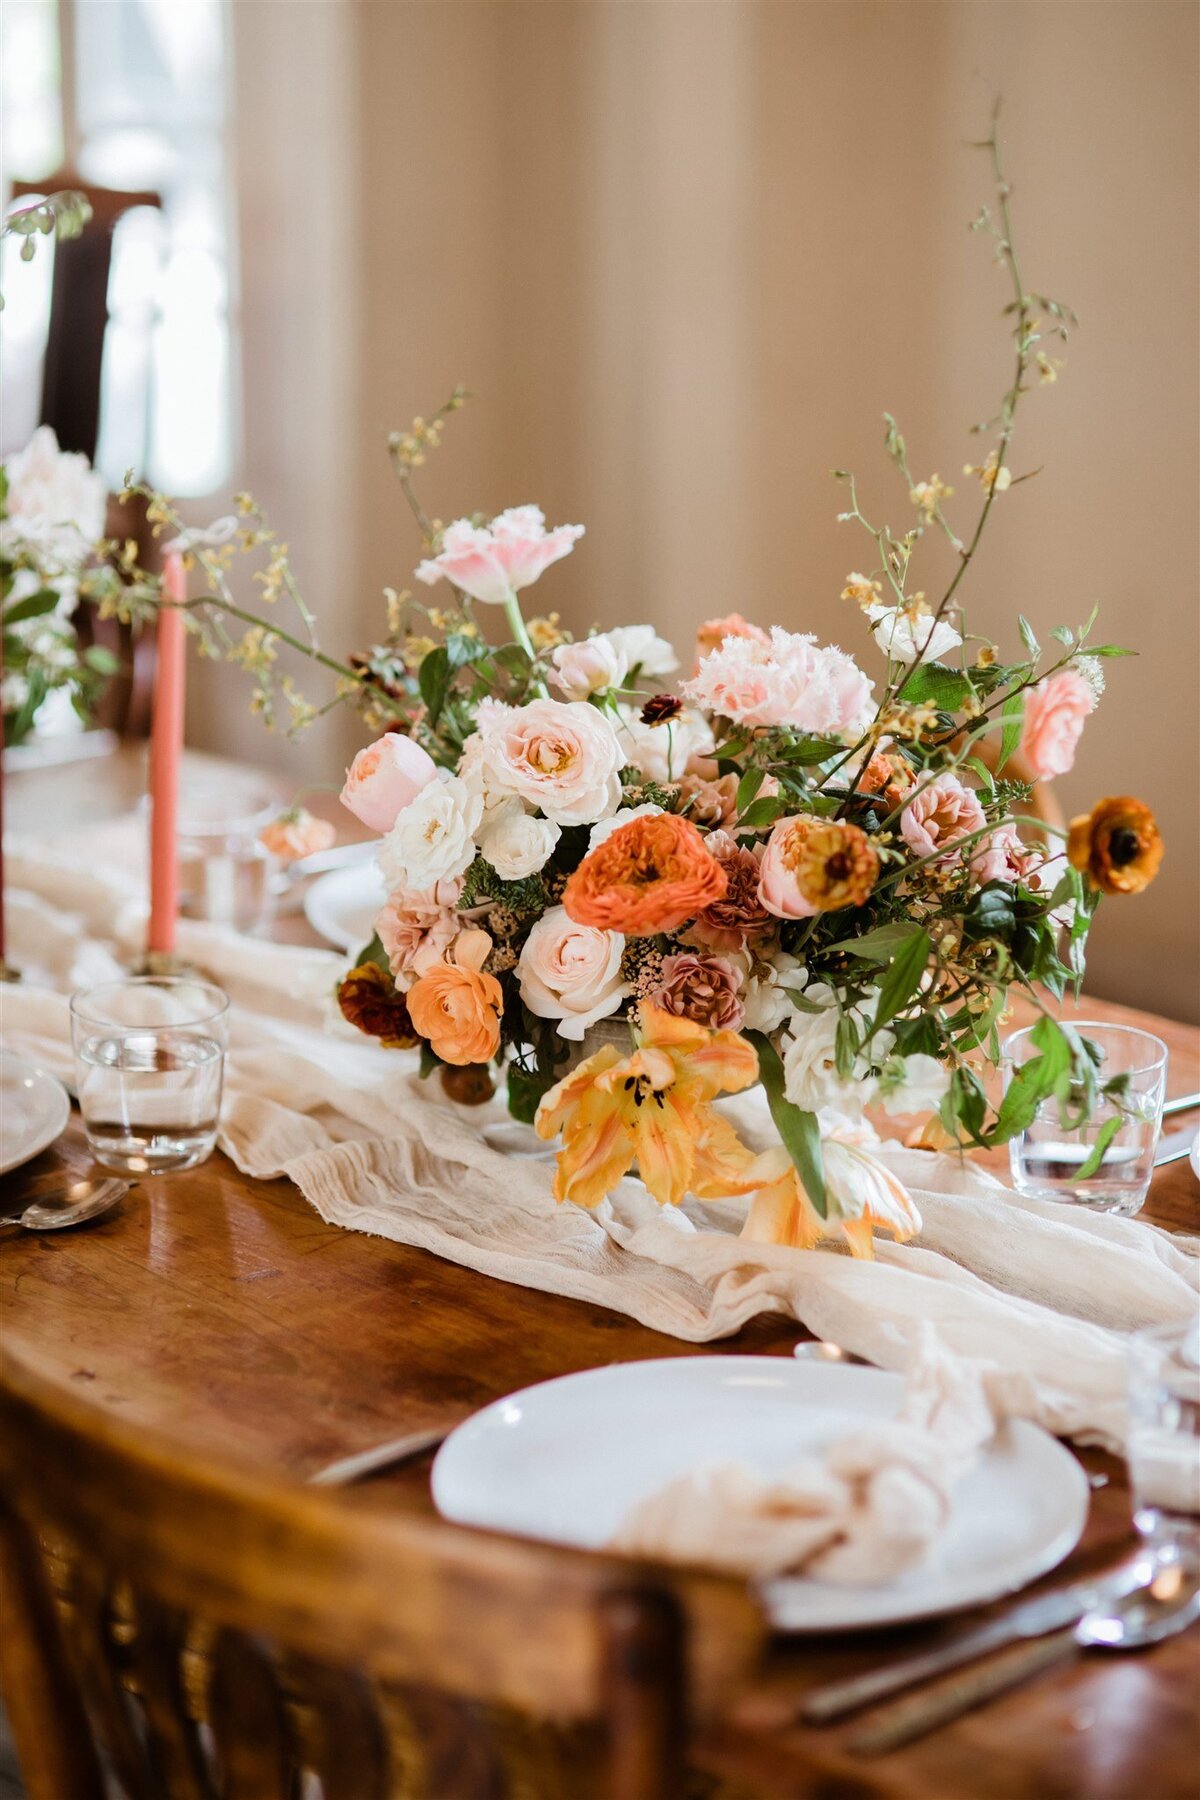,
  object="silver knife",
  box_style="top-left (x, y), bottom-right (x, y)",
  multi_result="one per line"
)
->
top-left (800, 1560), bottom-right (1148, 1724)
top-left (1154, 1126), bottom-right (1198, 1167)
